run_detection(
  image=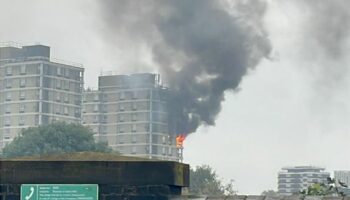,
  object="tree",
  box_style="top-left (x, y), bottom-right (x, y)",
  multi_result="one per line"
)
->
top-left (2, 122), bottom-right (112, 158)
top-left (261, 190), bottom-right (279, 197)
top-left (300, 177), bottom-right (348, 197)
top-left (190, 165), bottom-right (236, 196)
